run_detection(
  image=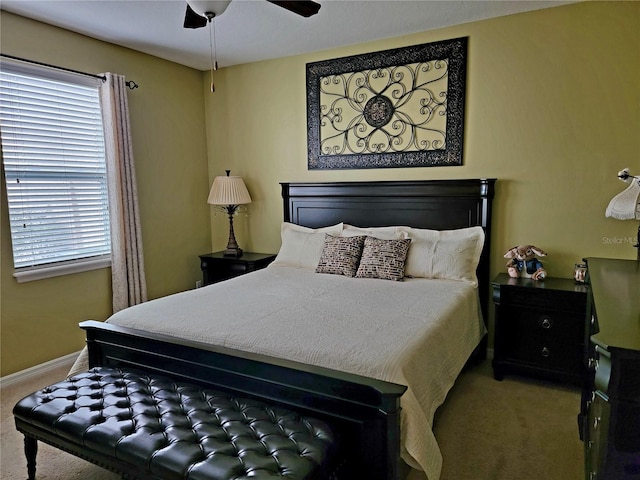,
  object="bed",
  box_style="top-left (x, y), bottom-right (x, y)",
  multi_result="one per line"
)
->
top-left (77, 178), bottom-right (496, 480)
